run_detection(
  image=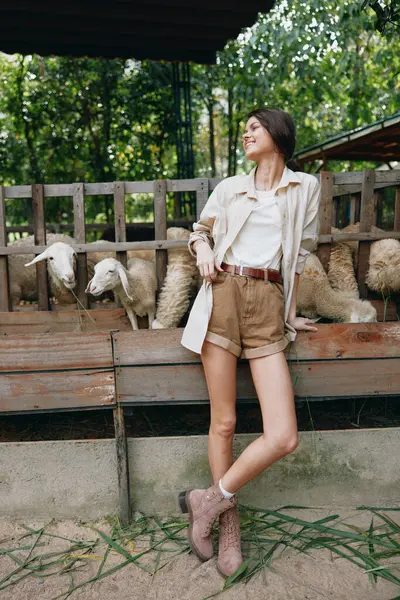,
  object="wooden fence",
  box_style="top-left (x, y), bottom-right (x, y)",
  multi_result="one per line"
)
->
top-left (1, 170), bottom-right (400, 318)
